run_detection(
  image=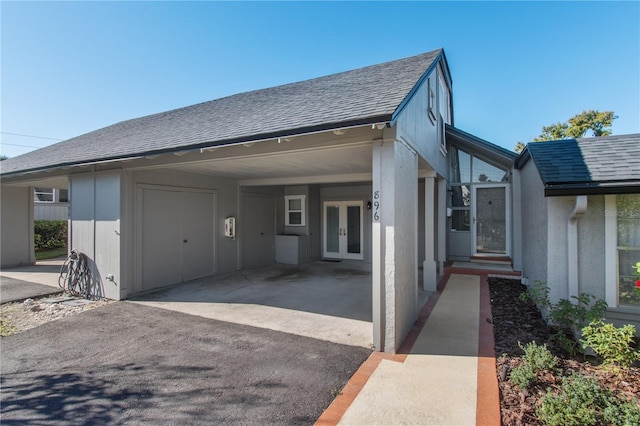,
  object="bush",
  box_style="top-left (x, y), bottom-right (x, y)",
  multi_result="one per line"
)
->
top-left (509, 342), bottom-right (558, 389)
top-left (537, 374), bottom-right (640, 426)
top-left (581, 320), bottom-right (639, 369)
top-left (550, 294), bottom-right (608, 332)
top-left (34, 220), bottom-right (67, 251)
